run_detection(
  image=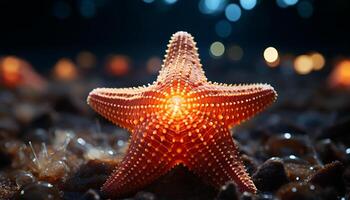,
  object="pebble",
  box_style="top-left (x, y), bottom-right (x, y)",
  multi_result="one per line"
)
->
top-left (252, 157), bottom-right (289, 192)
top-left (19, 181), bottom-right (61, 200)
